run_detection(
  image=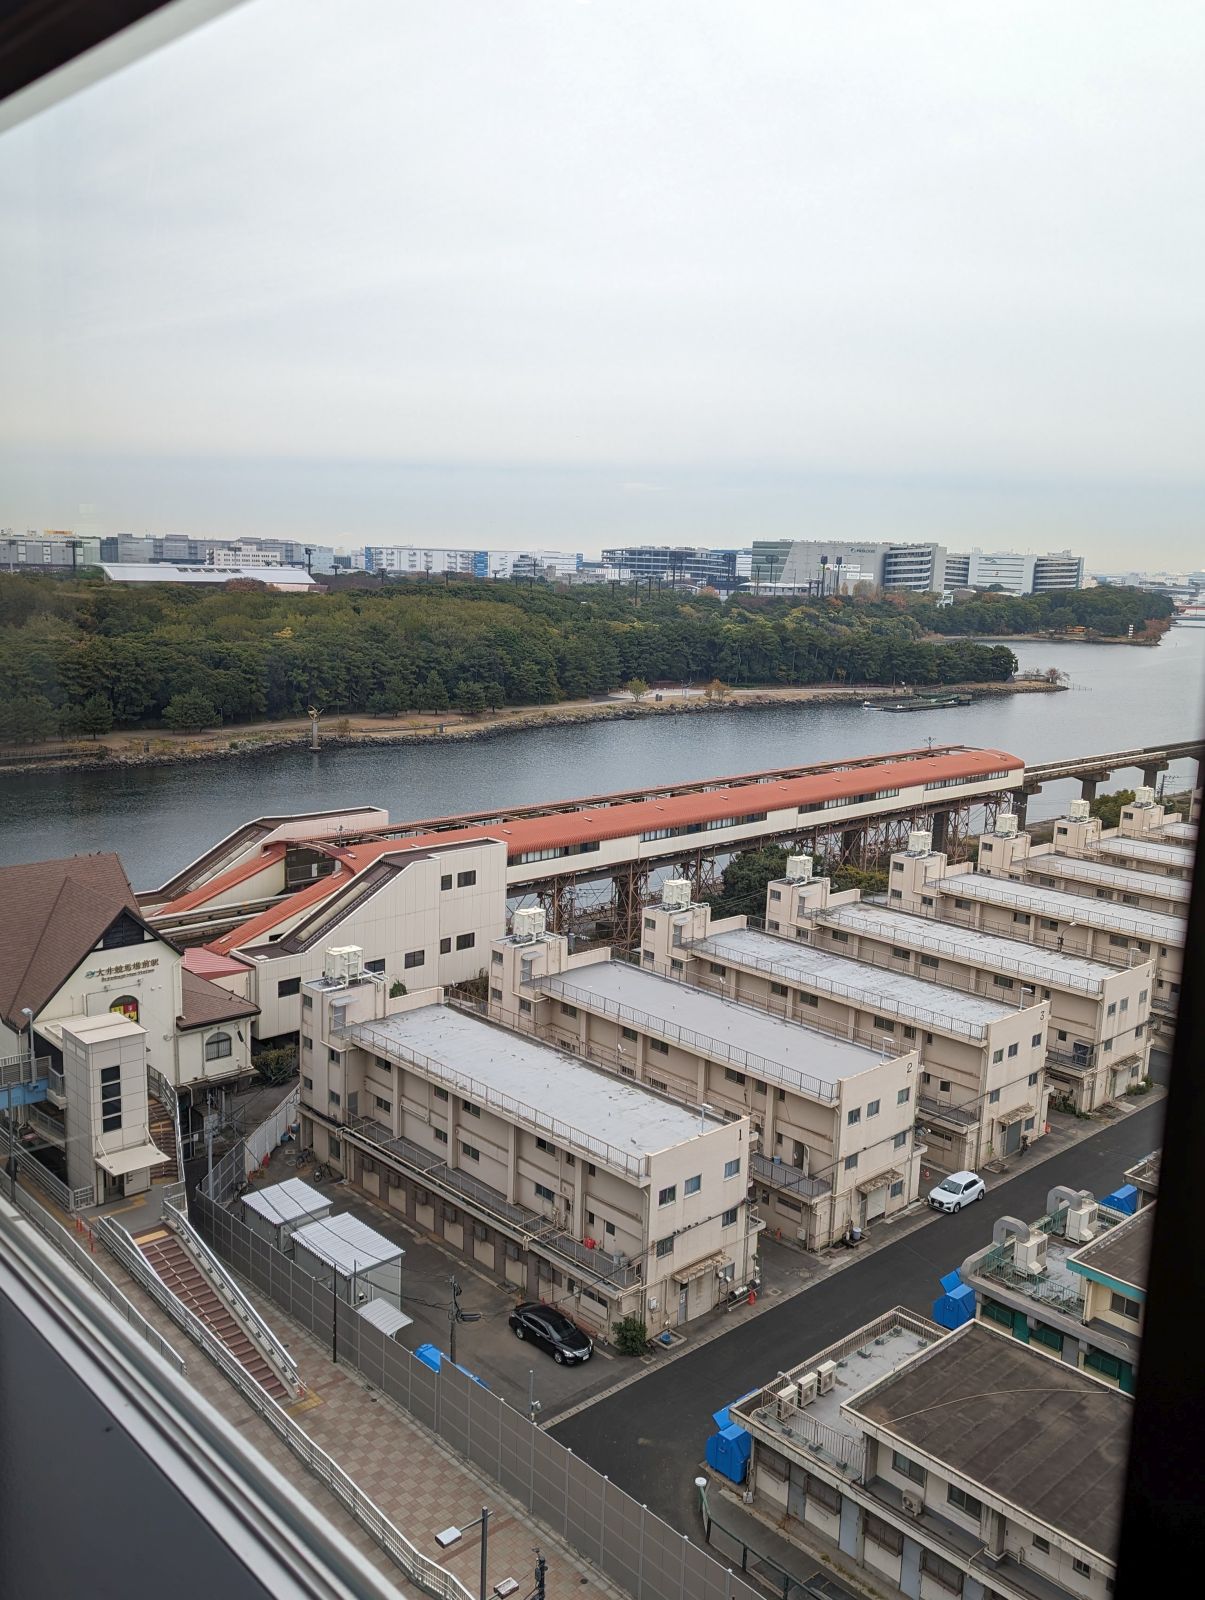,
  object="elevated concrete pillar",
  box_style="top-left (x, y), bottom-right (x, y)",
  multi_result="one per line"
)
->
top-left (1080, 776), bottom-right (1100, 802)
top-left (930, 811), bottom-right (949, 853)
top-left (1013, 789), bottom-right (1030, 830)
top-left (1142, 762), bottom-right (1167, 790)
